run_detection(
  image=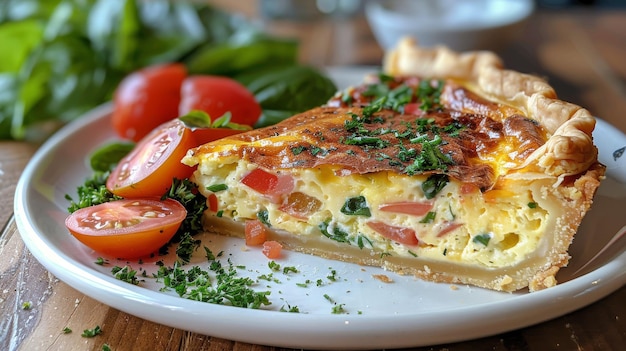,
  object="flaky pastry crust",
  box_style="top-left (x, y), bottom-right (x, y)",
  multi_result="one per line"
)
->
top-left (384, 37), bottom-right (598, 178)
